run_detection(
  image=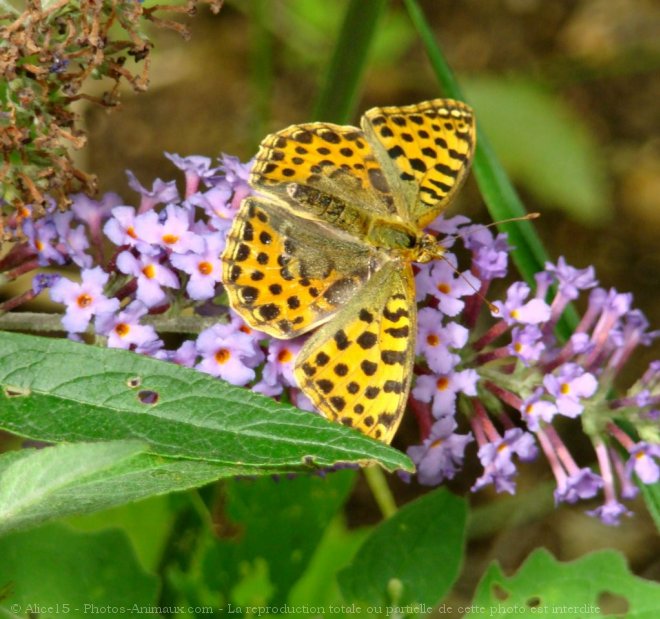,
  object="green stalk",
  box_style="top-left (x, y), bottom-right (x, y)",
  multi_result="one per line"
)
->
top-left (364, 465), bottom-right (398, 519)
top-left (312, 0), bottom-right (389, 124)
top-left (403, 0), bottom-right (578, 334)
